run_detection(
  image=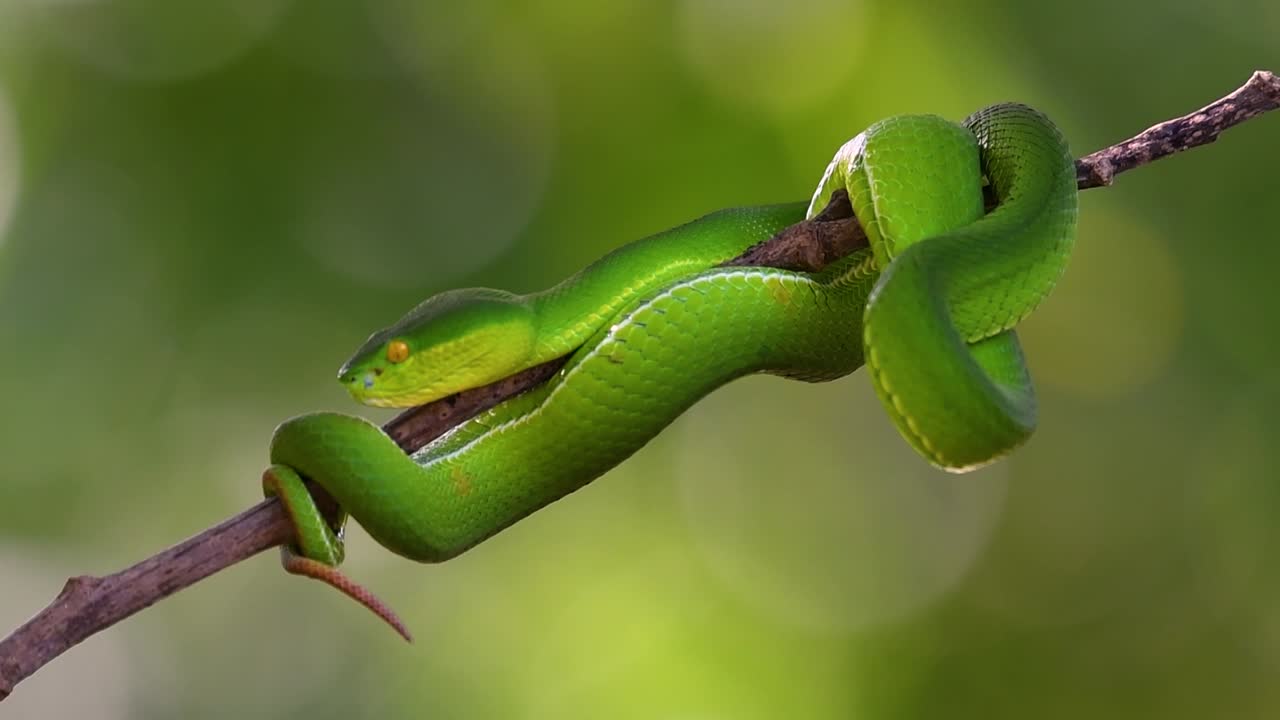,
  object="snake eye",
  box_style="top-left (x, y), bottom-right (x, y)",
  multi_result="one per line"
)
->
top-left (386, 340), bottom-right (410, 364)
